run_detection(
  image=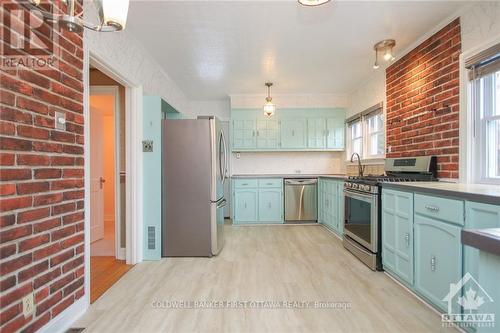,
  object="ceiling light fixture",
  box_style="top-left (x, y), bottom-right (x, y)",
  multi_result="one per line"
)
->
top-left (373, 39), bottom-right (396, 69)
top-left (24, 0), bottom-right (129, 33)
top-left (298, 0), bottom-right (331, 7)
top-left (263, 82), bottom-right (276, 117)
